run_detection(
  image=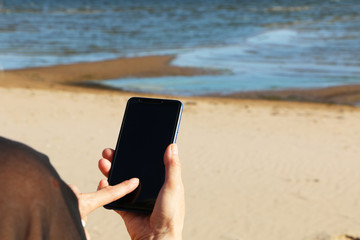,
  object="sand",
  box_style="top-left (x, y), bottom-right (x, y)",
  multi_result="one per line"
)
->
top-left (1, 86), bottom-right (360, 240)
top-left (1, 56), bottom-right (360, 240)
